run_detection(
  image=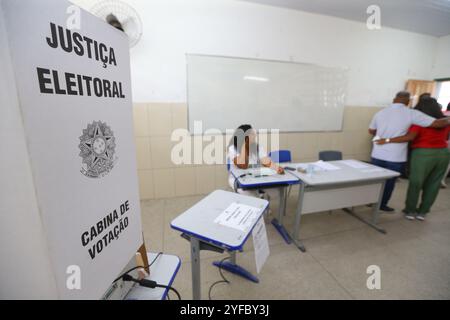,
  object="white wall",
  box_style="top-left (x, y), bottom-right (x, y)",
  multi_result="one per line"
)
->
top-left (432, 35), bottom-right (450, 79)
top-left (0, 1), bottom-right (58, 299)
top-left (72, 0), bottom-right (439, 107)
